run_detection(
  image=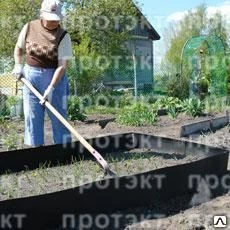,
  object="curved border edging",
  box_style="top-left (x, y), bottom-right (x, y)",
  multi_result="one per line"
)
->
top-left (0, 133), bottom-right (228, 229)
